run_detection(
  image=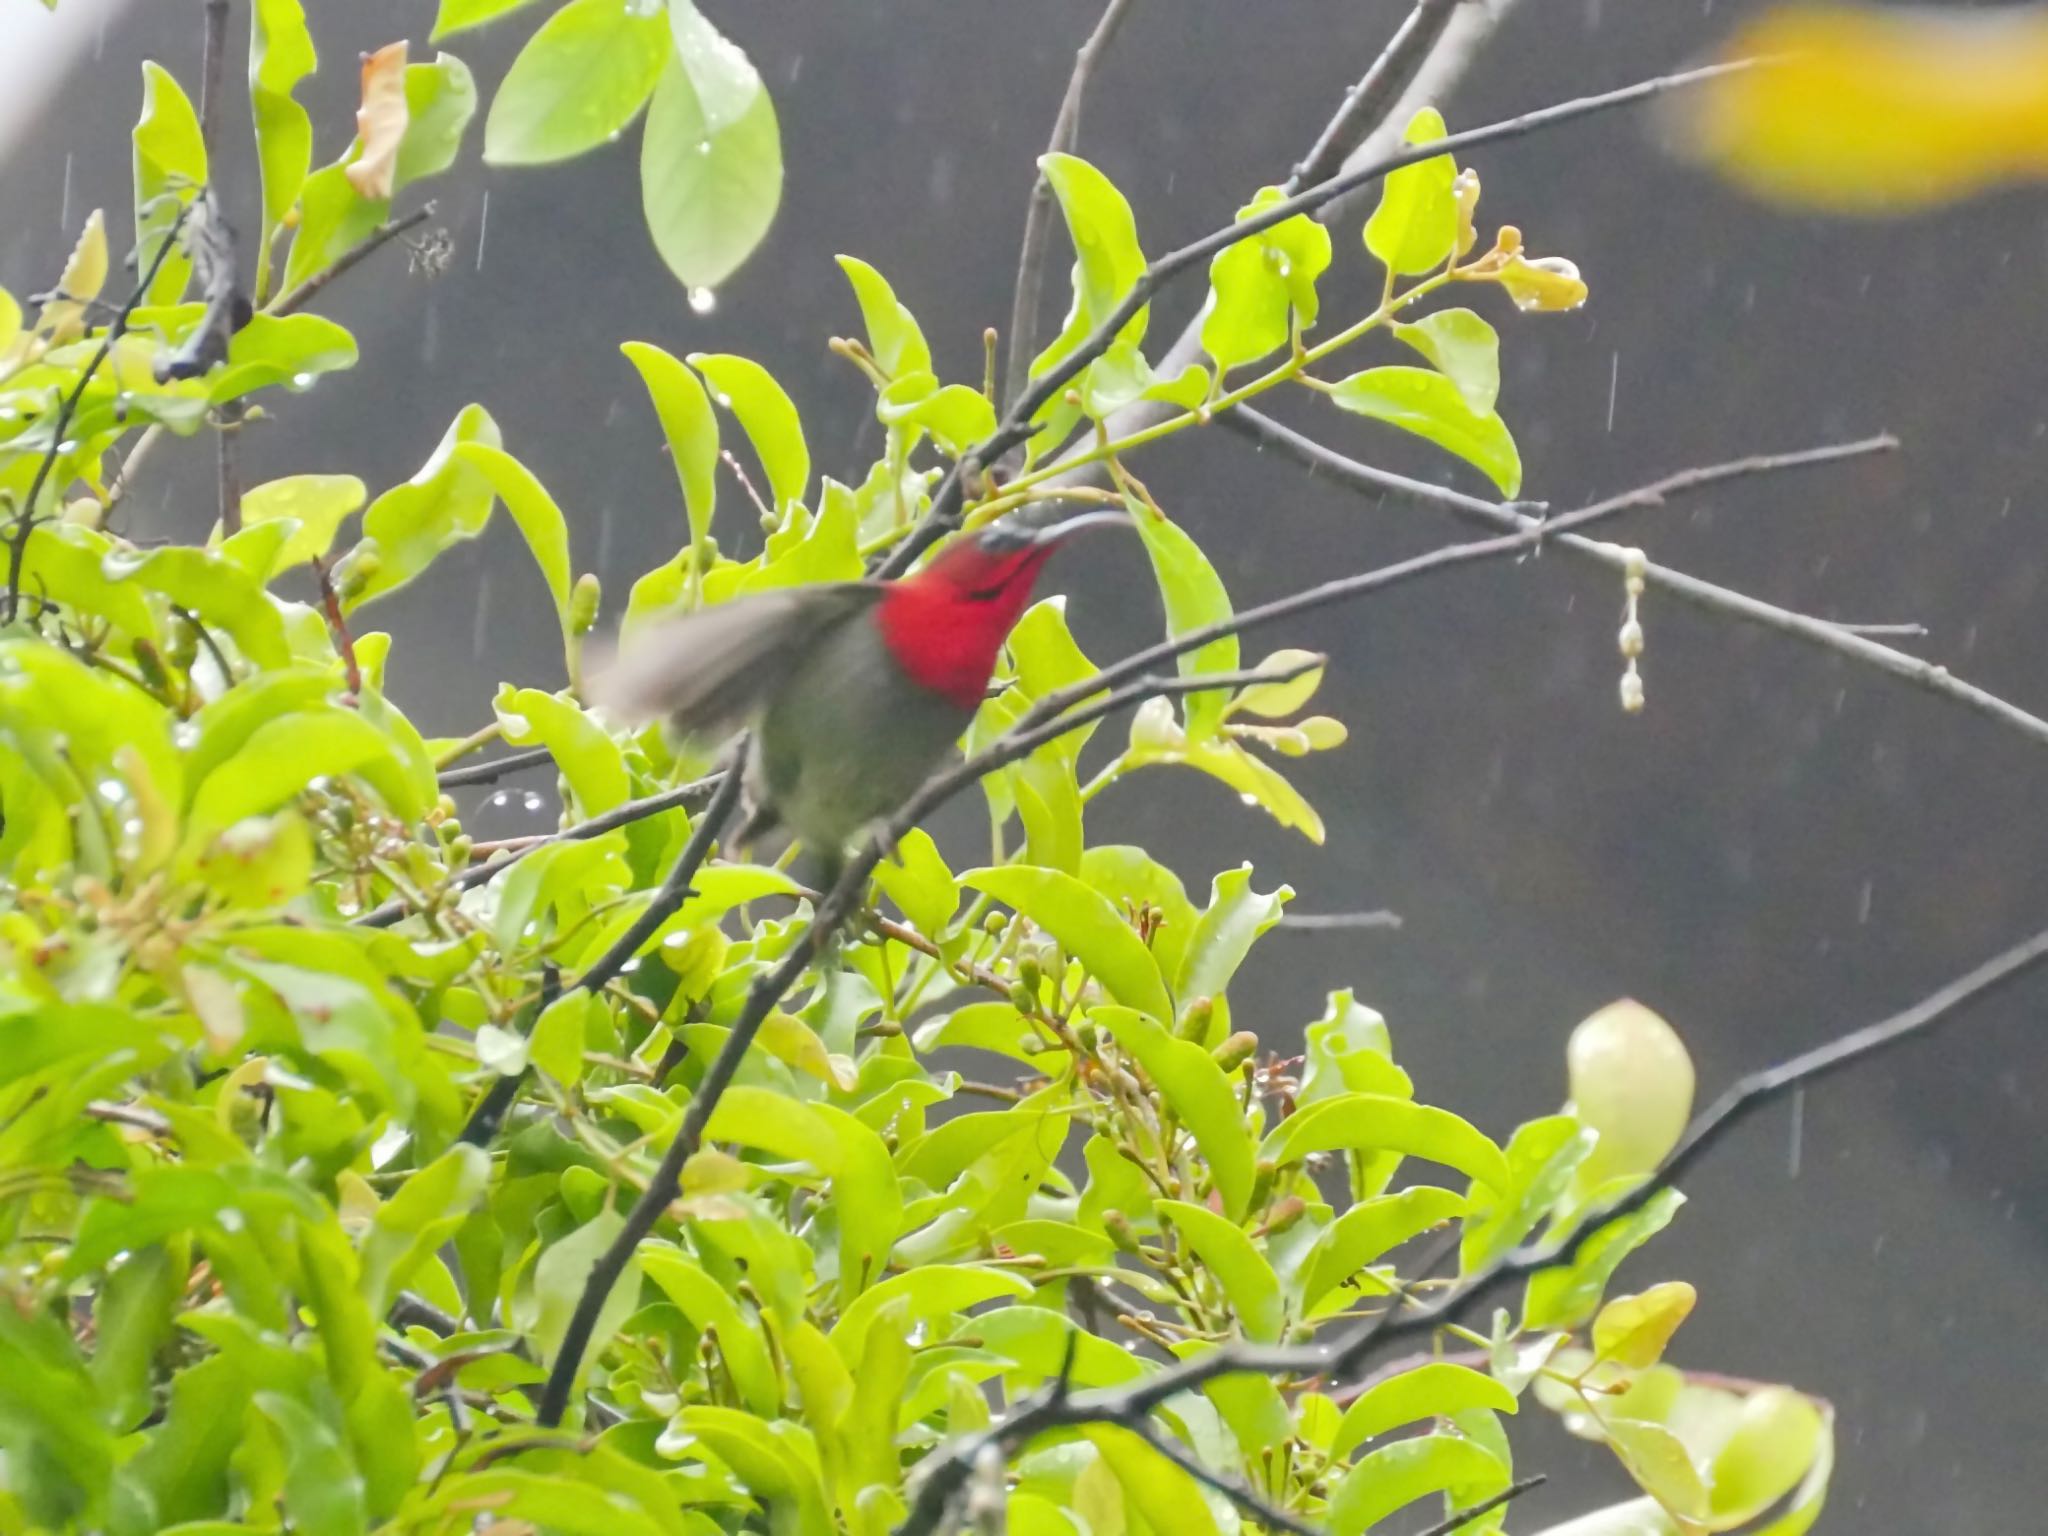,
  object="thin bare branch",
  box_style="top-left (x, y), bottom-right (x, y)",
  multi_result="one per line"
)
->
top-left (1003, 0), bottom-right (1138, 410)
top-left (1289, 0), bottom-right (1465, 194)
top-left (879, 56), bottom-right (1762, 580)
top-left (198, 0), bottom-right (229, 168)
top-left (1123, 1416), bottom-right (1323, 1536)
top-left (269, 204), bottom-right (436, 317)
top-left (1226, 404), bottom-right (2048, 750)
top-left (437, 745), bottom-right (557, 788)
